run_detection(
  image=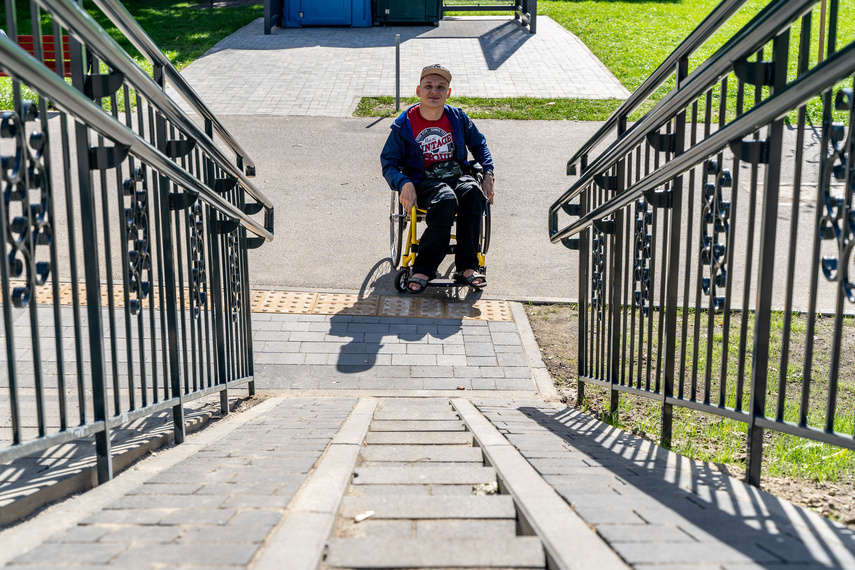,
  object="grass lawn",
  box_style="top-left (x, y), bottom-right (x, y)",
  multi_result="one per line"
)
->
top-left (357, 0), bottom-right (855, 121)
top-left (0, 0), bottom-right (262, 110)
